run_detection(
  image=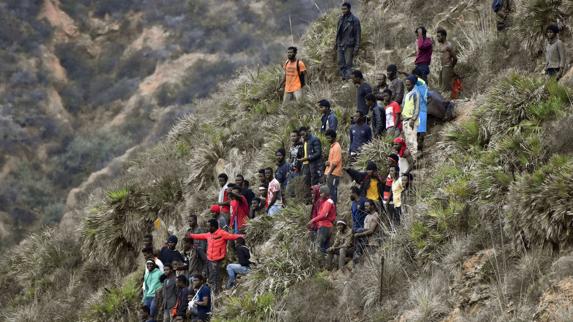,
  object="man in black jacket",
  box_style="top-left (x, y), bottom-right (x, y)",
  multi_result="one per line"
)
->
top-left (298, 126), bottom-right (323, 187)
top-left (173, 275), bottom-right (189, 320)
top-left (336, 2), bottom-right (361, 80)
top-left (345, 161), bottom-right (384, 211)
